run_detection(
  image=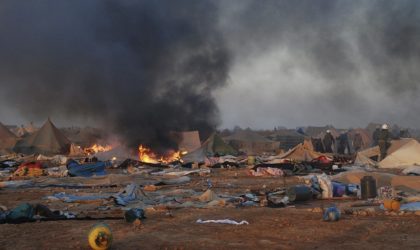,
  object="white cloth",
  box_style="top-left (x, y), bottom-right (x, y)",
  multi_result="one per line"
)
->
top-left (196, 219), bottom-right (249, 225)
